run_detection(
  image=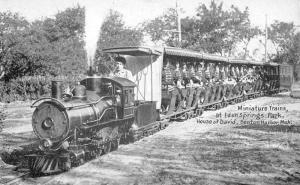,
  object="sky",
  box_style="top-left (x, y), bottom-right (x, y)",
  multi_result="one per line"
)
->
top-left (1, 0), bottom-right (299, 28)
top-left (1, 0), bottom-right (299, 61)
